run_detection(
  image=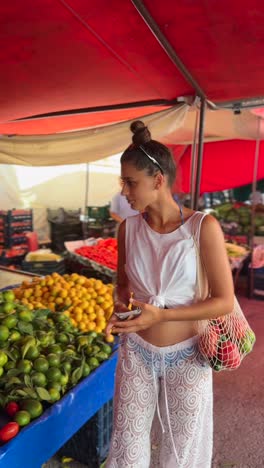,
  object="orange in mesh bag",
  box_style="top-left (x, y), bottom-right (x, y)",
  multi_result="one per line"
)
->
top-left (194, 234), bottom-right (256, 372)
